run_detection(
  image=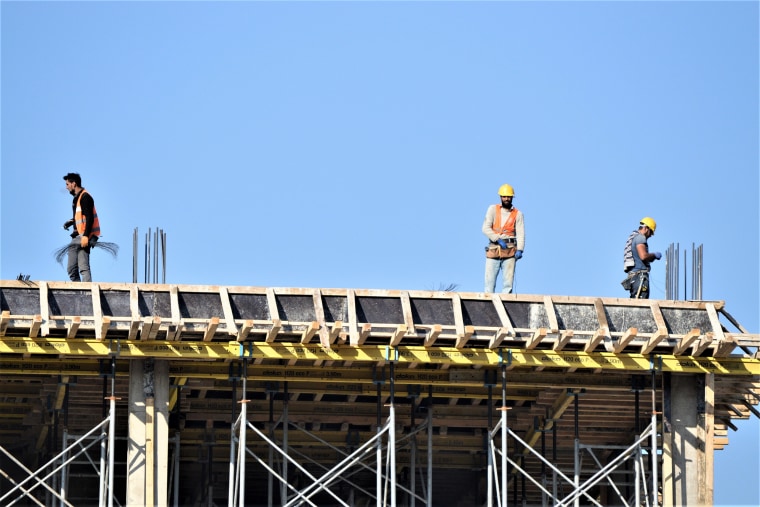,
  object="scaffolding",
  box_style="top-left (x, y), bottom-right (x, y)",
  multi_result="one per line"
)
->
top-left (1, 281), bottom-right (758, 504)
